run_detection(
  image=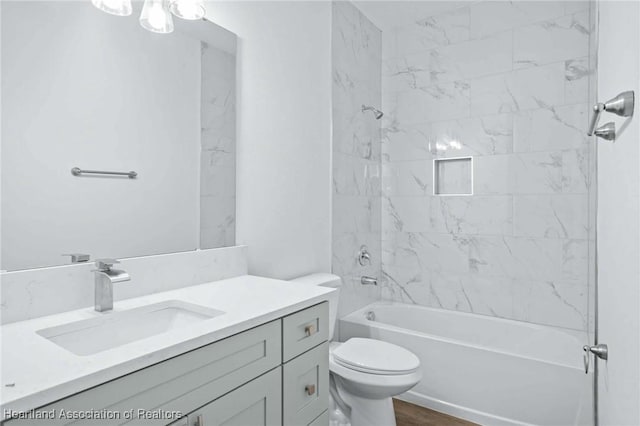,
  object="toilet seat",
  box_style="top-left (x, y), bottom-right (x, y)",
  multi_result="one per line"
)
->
top-left (329, 340), bottom-right (422, 401)
top-left (329, 355), bottom-right (421, 389)
top-left (332, 338), bottom-right (420, 375)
